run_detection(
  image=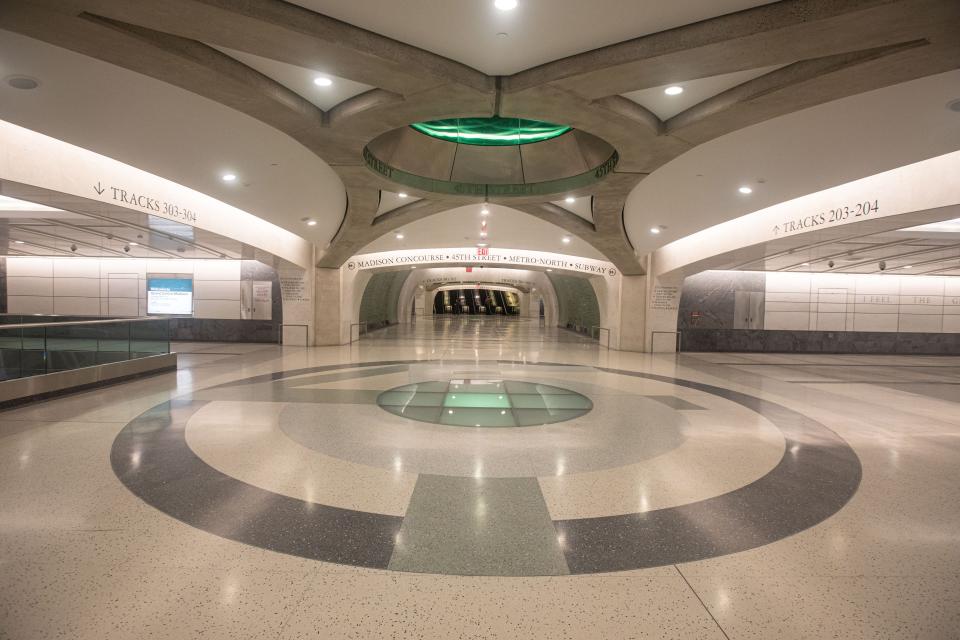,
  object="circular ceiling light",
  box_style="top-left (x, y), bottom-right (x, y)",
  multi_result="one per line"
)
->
top-left (221, 173), bottom-right (237, 182)
top-left (306, 219), bottom-right (317, 226)
top-left (129, 242), bottom-right (139, 246)
top-left (6, 75), bottom-right (40, 90)
top-left (398, 192), bottom-right (408, 198)
top-left (494, 0), bottom-right (518, 10)
top-left (395, 233), bottom-right (404, 240)
top-left (664, 86), bottom-right (683, 96)
top-left (565, 196), bottom-right (575, 204)
top-left (903, 265), bottom-right (913, 269)
top-left (738, 186), bottom-right (753, 194)
top-left (313, 77), bottom-right (333, 87)
top-left (411, 116), bottom-right (570, 146)
top-left (481, 207), bottom-right (490, 215)
top-left (561, 237), bottom-right (571, 244)
top-left (13, 240), bottom-right (24, 244)
top-left (650, 227), bottom-right (661, 234)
